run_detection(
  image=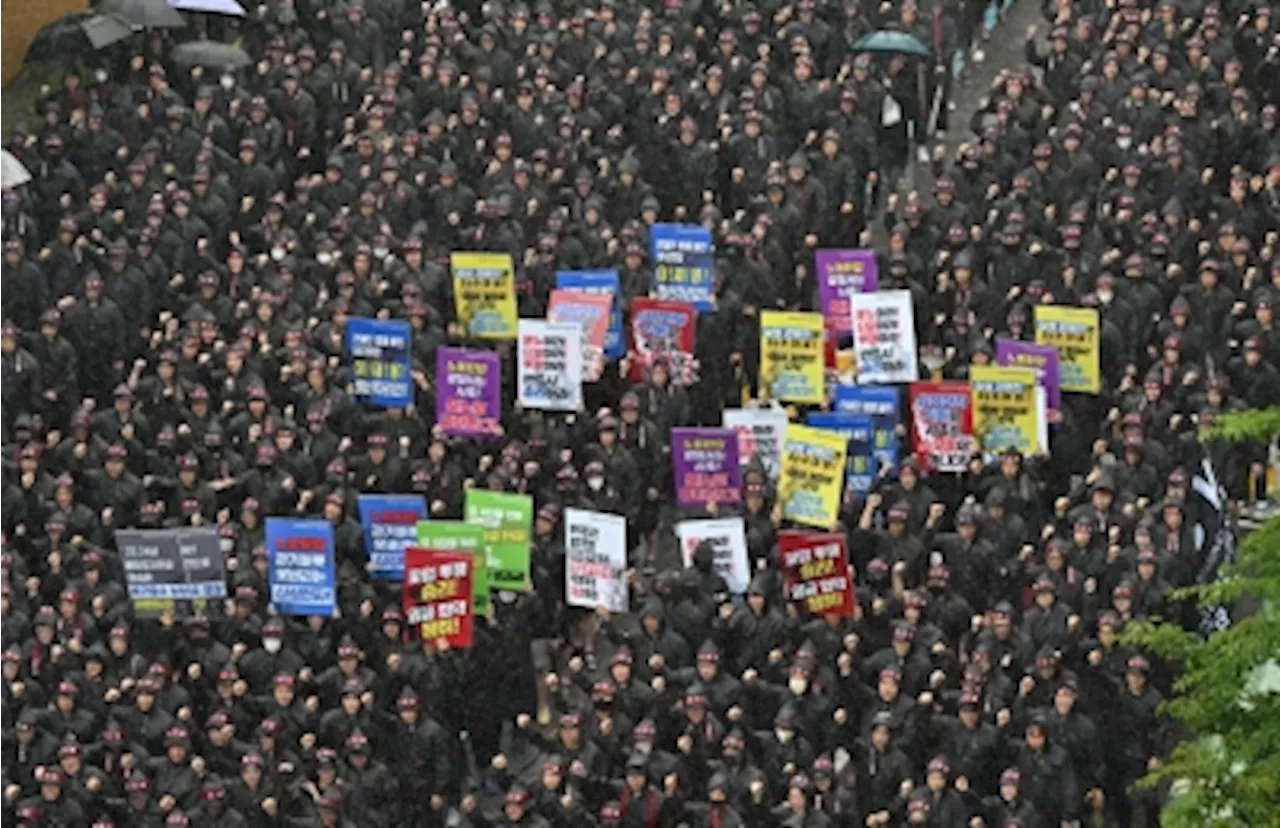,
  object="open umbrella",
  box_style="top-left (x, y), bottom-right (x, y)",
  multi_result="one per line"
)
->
top-left (171, 40), bottom-right (252, 69)
top-left (98, 0), bottom-right (188, 29)
top-left (852, 30), bottom-right (931, 58)
top-left (25, 11), bottom-right (134, 63)
top-left (1, 151), bottom-right (33, 189)
top-left (168, 0), bottom-right (247, 15)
